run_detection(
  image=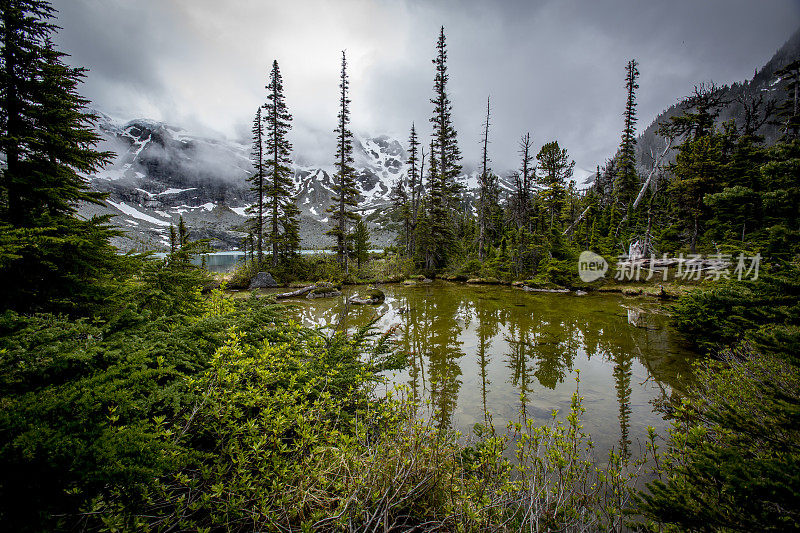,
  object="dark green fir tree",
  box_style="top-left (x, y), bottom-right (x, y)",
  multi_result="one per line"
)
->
top-left (406, 123), bottom-right (421, 255)
top-left (263, 60), bottom-right (294, 267)
top-left (427, 26), bottom-right (462, 268)
top-left (0, 0), bottom-right (129, 312)
top-left (775, 58), bottom-right (800, 140)
top-left (247, 106), bottom-right (265, 263)
top-left (615, 59), bottom-right (639, 205)
top-left (536, 141), bottom-right (574, 230)
top-left (326, 50), bottom-right (360, 276)
top-left (351, 218), bottom-right (371, 273)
